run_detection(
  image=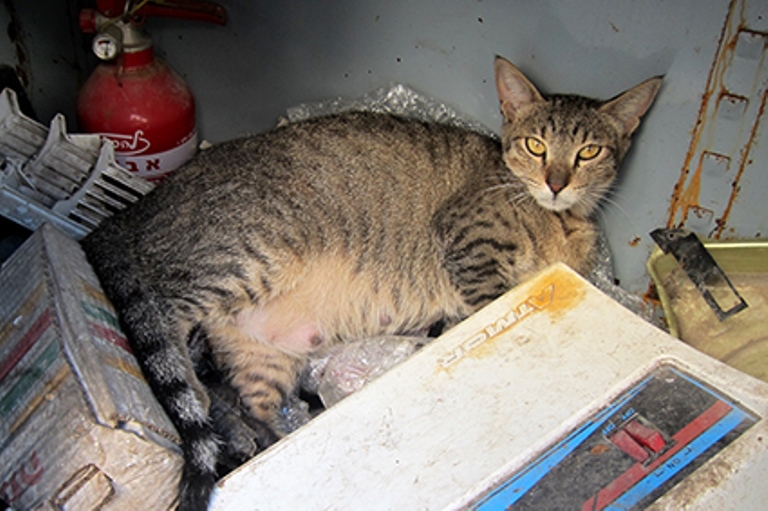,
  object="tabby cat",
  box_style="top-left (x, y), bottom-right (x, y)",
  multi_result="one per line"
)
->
top-left (81, 56), bottom-right (661, 510)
